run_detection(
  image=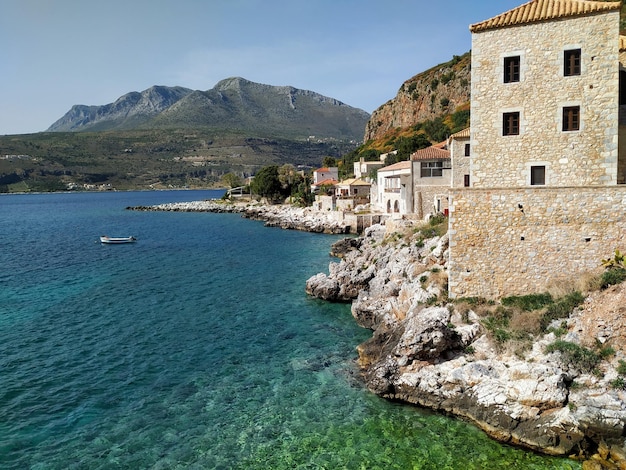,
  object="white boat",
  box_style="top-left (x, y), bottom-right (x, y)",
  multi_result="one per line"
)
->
top-left (100, 235), bottom-right (137, 244)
